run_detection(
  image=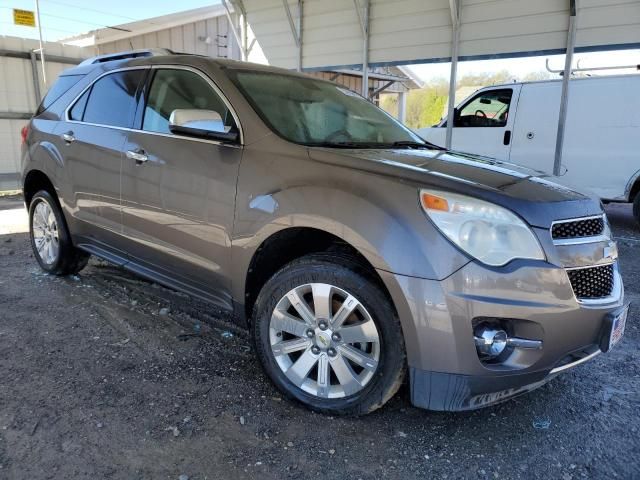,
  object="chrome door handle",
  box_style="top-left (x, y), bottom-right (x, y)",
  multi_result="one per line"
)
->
top-left (126, 149), bottom-right (149, 164)
top-left (62, 132), bottom-right (75, 143)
